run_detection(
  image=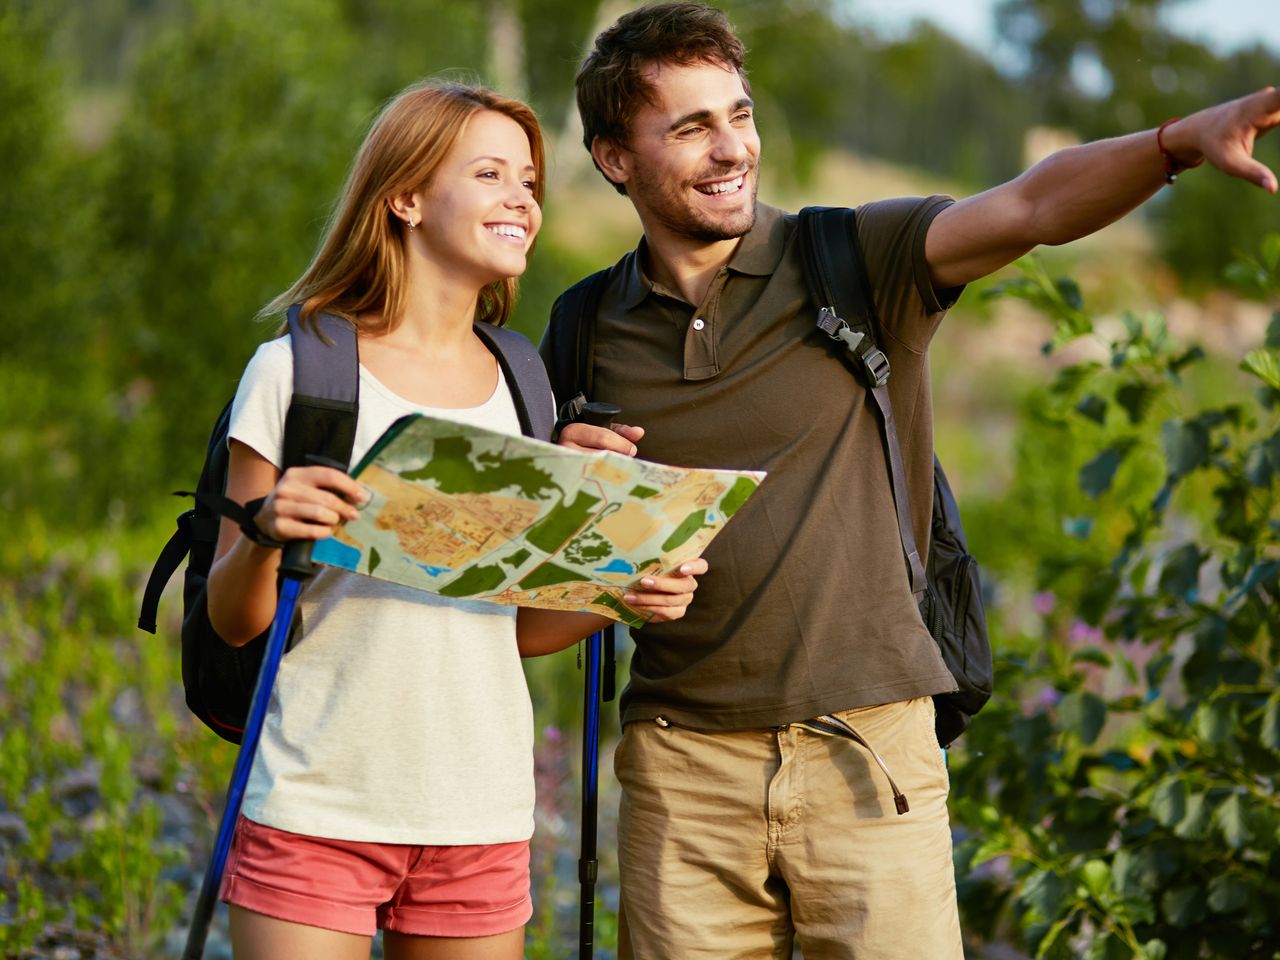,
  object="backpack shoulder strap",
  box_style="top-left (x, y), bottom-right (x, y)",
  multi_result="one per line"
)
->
top-left (473, 322), bottom-right (556, 442)
top-left (798, 206), bottom-right (926, 596)
top-left (137, 306), bottom-right (359, 634)
top-left (284, 305), bottom-right (359, 469)
top-left (542, 268), bottom-right (612, 427)
top-left (799, 206), bottom-right (892, 388)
